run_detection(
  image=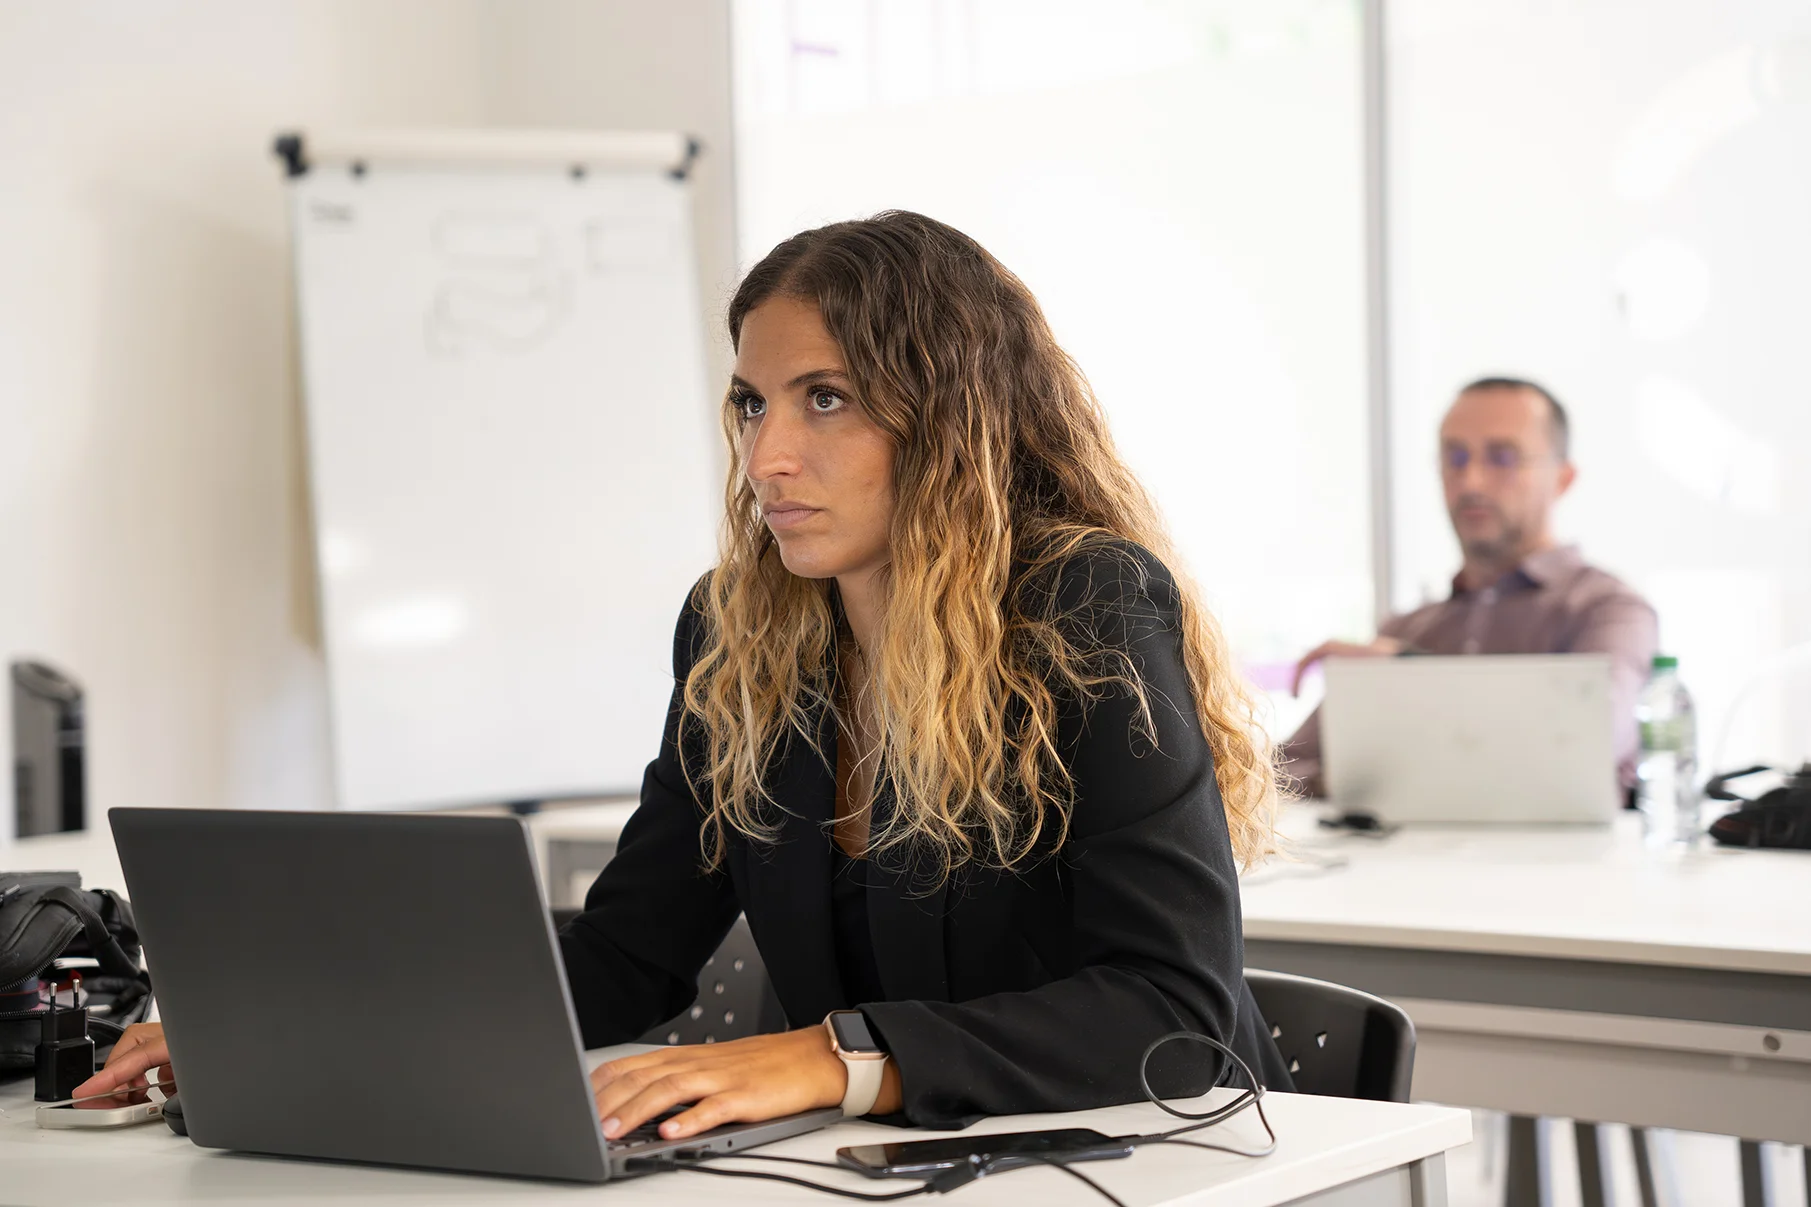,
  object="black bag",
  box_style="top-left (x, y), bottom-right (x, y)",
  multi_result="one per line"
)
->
top-left (1705, 764), bottom-right (1811, 850)
top-left (0, 873), bottom-right (154, 1076)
